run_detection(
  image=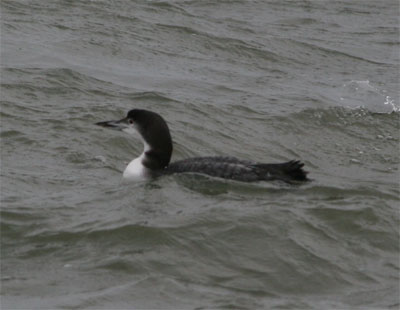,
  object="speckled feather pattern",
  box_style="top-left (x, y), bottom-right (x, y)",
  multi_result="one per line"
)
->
top-left (164, 156), bottom-right (307, 182)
